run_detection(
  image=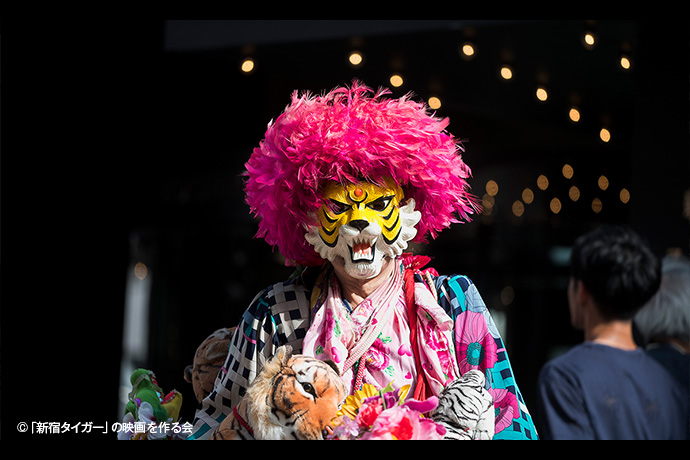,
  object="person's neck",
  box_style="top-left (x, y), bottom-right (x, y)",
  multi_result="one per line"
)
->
top-left (586, 320), bottom-right (638, 351)
top-left (333, 257), bottom-right (396, 309)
